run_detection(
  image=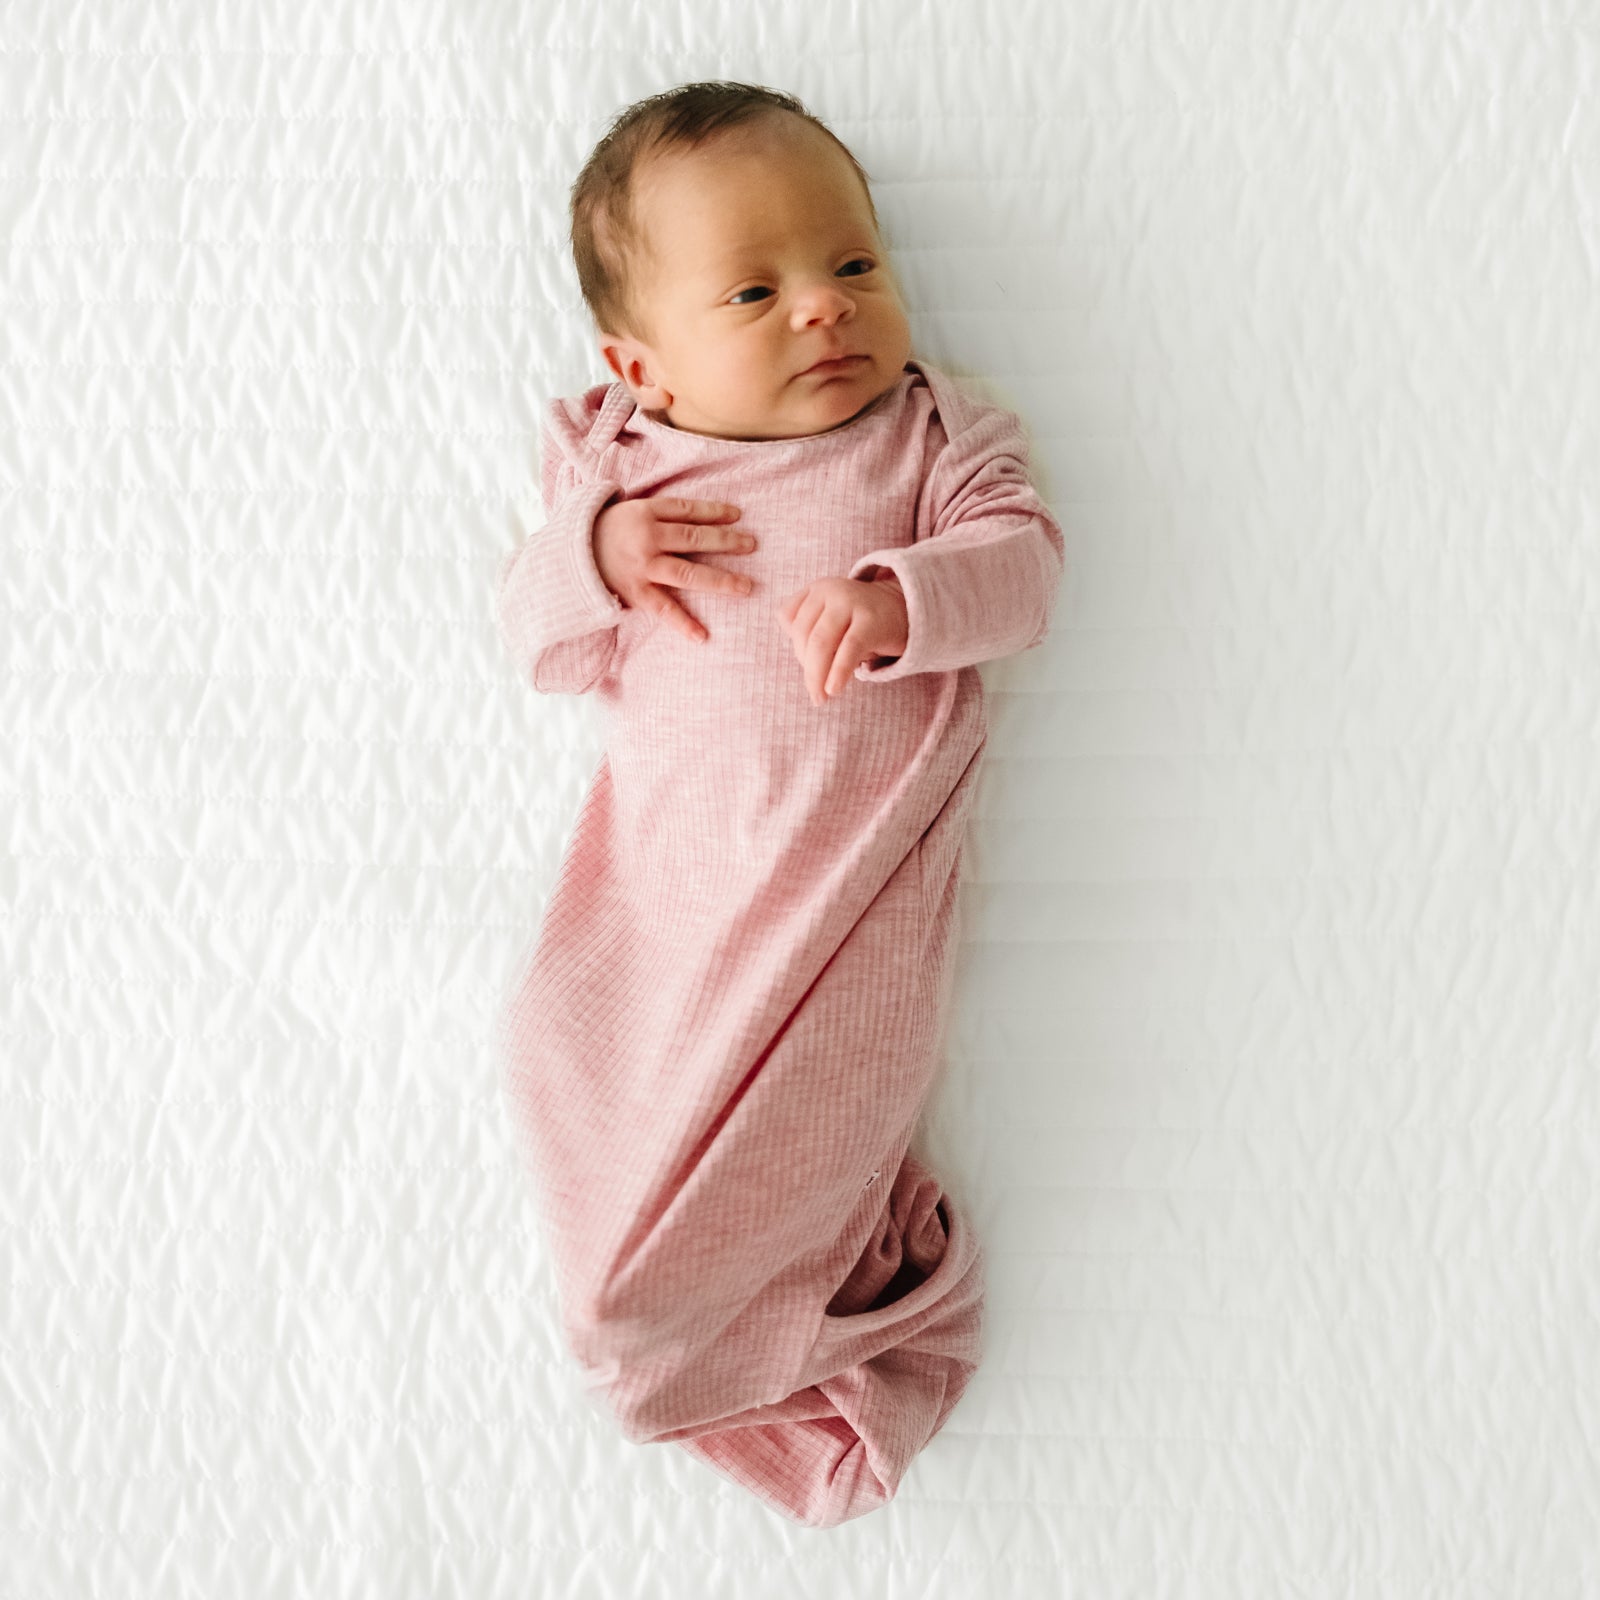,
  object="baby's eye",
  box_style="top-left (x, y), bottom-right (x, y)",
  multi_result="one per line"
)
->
top-left (728, 261), bottom-right (875, 306)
